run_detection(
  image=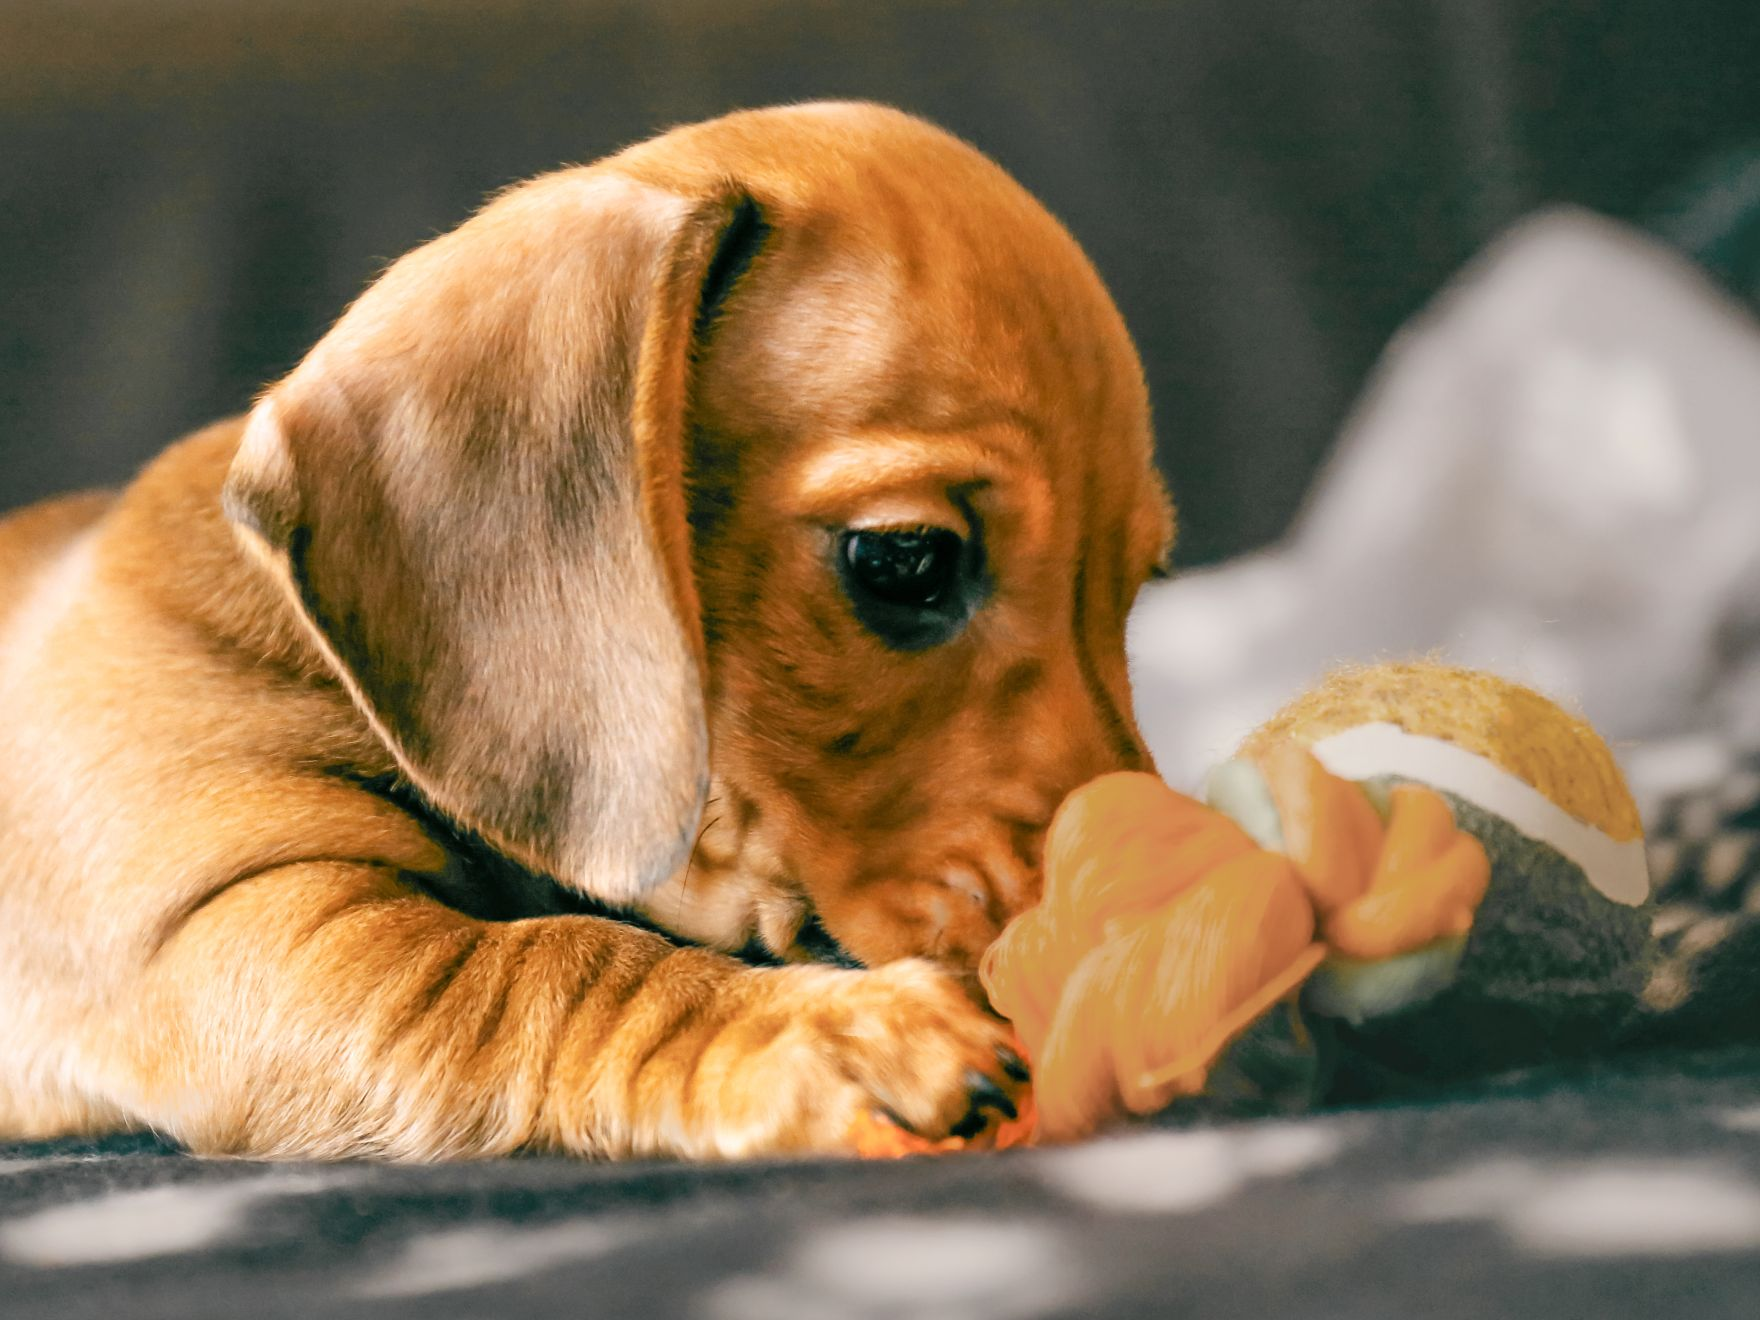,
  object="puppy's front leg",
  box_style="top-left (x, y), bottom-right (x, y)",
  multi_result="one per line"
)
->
top-left (123, 862), bottom-right (1021, 1160)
